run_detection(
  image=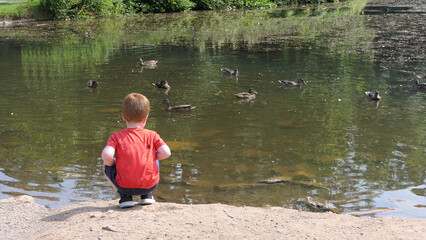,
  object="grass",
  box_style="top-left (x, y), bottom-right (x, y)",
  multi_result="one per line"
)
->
top-left (0, 0), bottom-right (44, 20)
